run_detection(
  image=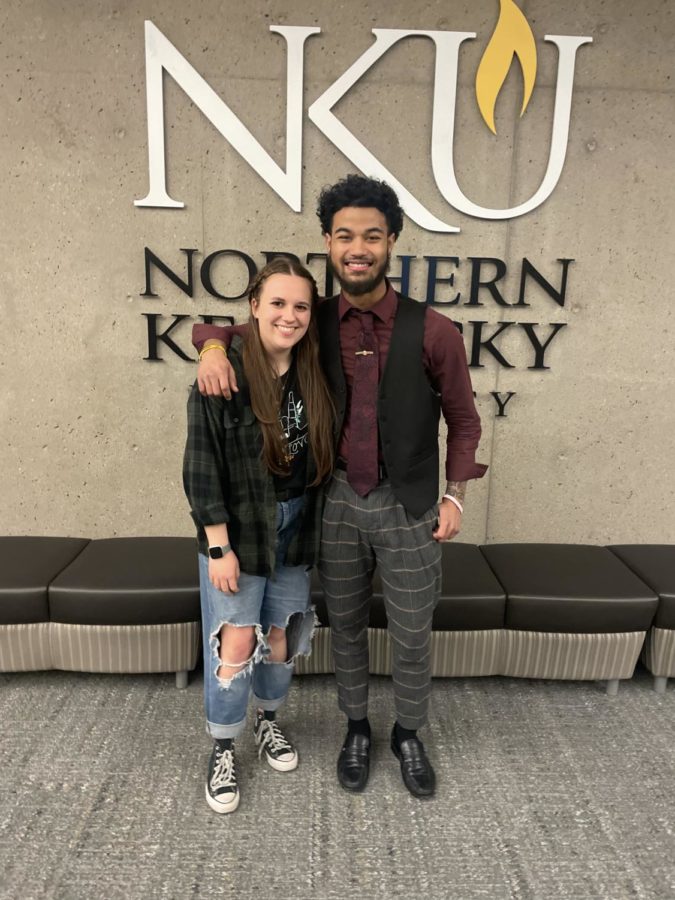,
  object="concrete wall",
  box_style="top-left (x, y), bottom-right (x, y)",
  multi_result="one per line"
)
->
top-left (2, 0), bottom-right (673, 544)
